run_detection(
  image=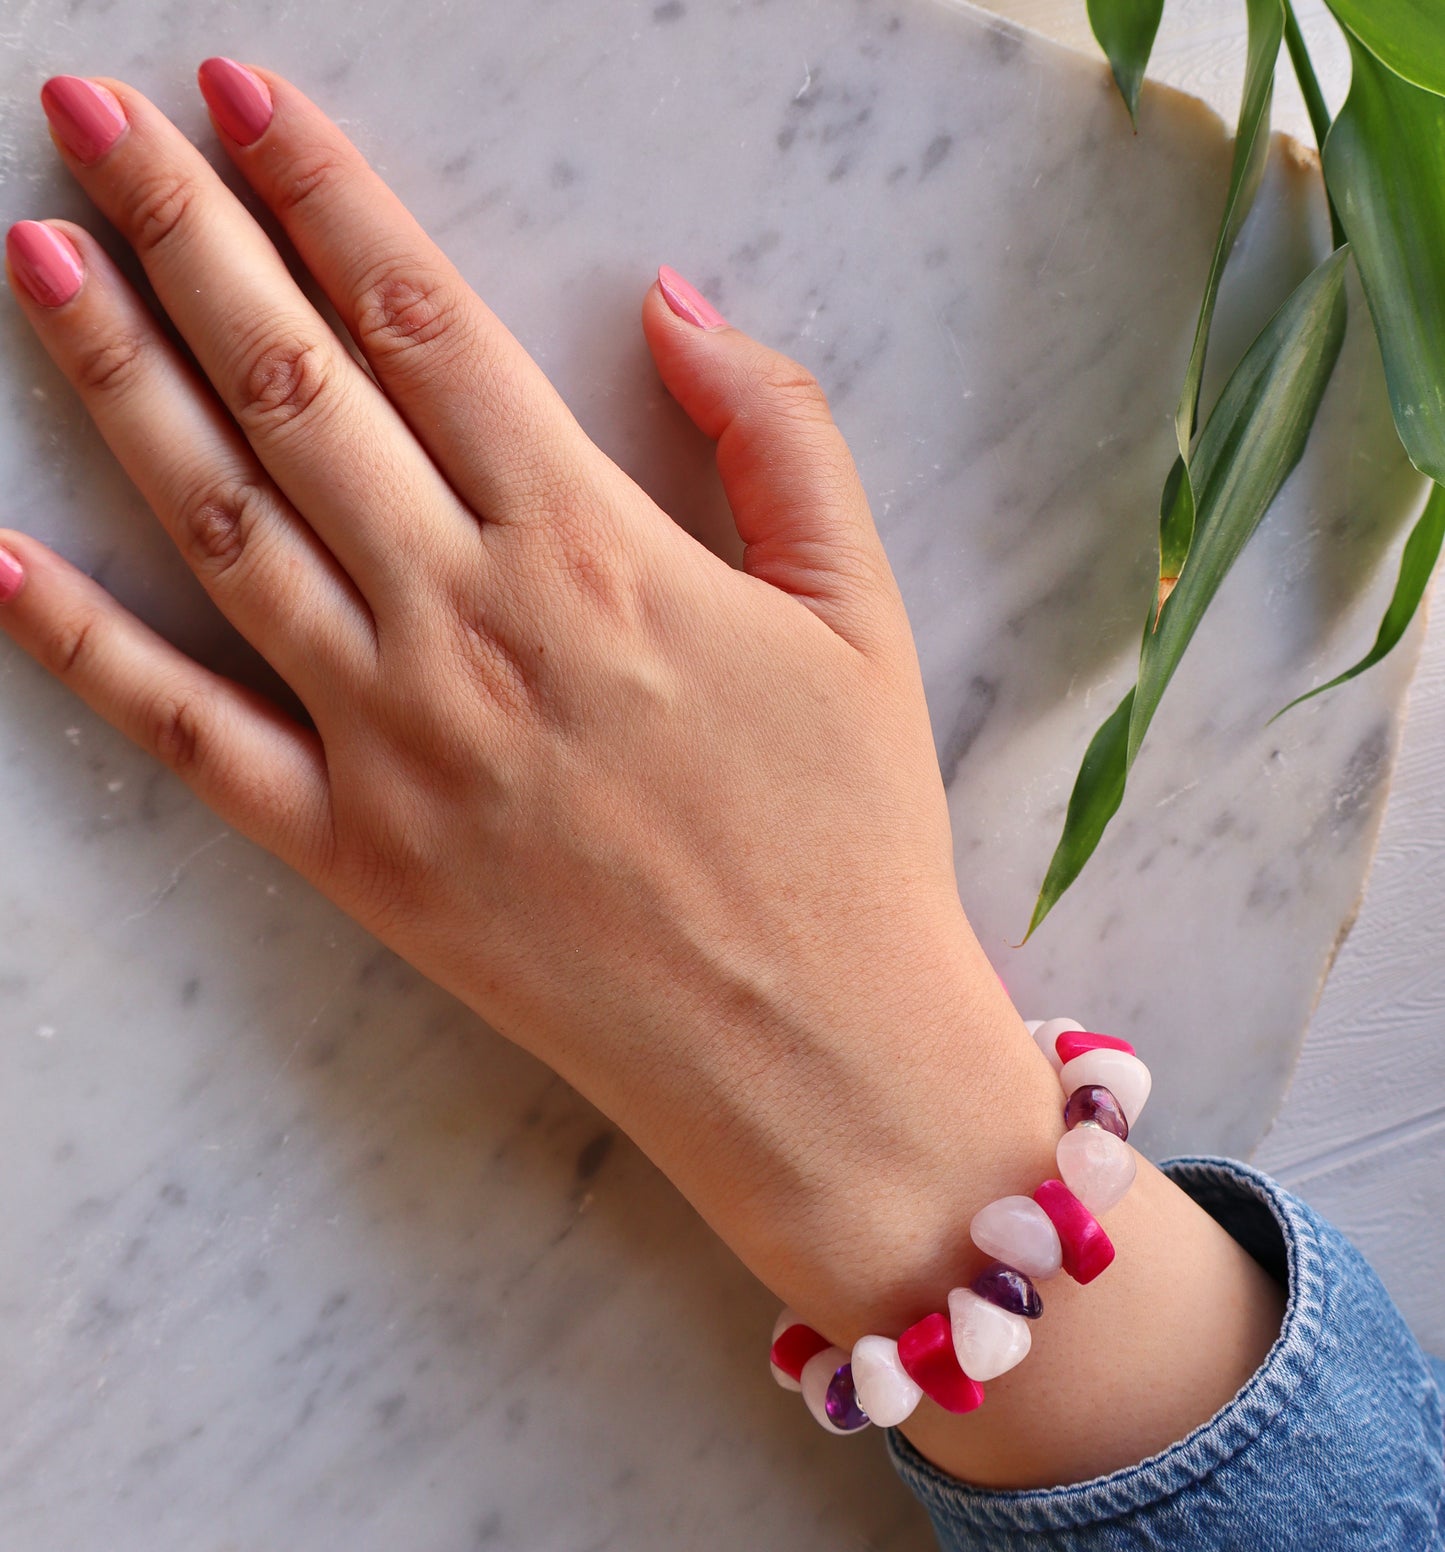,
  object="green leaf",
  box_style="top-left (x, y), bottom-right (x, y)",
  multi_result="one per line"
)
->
top-left (1027, 250), bottom-right (1349, 936)
top-left (1153, 0), bottom-right (1283, 615)
top-left (1323, 0), bottom-right (1445, 98)
top-left (1173, 0), bottom-right (1283, 462)
top-left (1324, 38), bottom-right (1445, 486)
top-left (1024, 692), bottom-right (1133, 942)
top-left (1275, 481), bottom-right (1445, 717)
top-left (1086, 0), bottom-right (1165, 126)
top-left (1130, 247), bottom-right (1349, 762)
top-left (1155, 453), bottom-right (1194, 617)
